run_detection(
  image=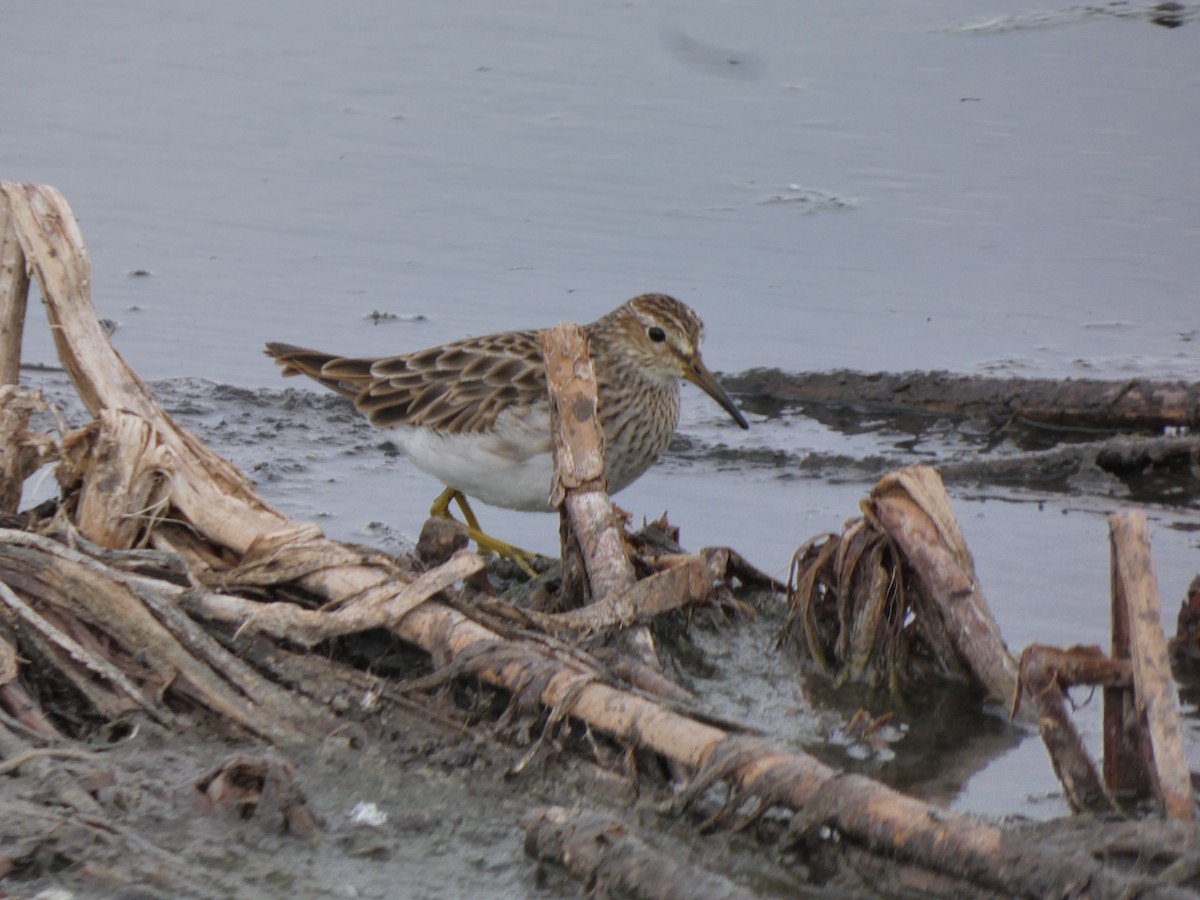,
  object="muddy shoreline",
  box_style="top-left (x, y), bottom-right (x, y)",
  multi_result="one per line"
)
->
top-left (6, 363), bottom-right (1199, 898)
